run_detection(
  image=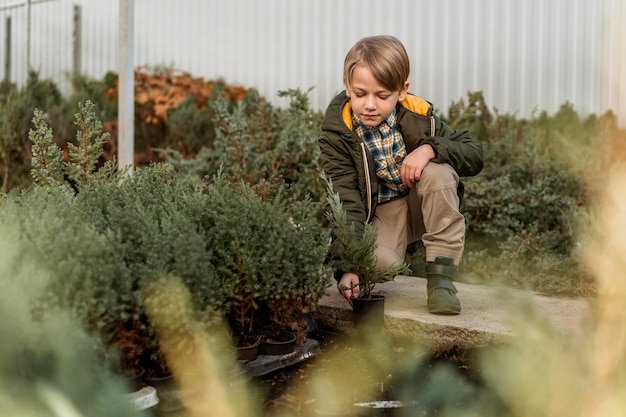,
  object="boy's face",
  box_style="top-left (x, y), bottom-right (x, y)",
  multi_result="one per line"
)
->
top-left (346, 65), bottom-right (409, 128)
